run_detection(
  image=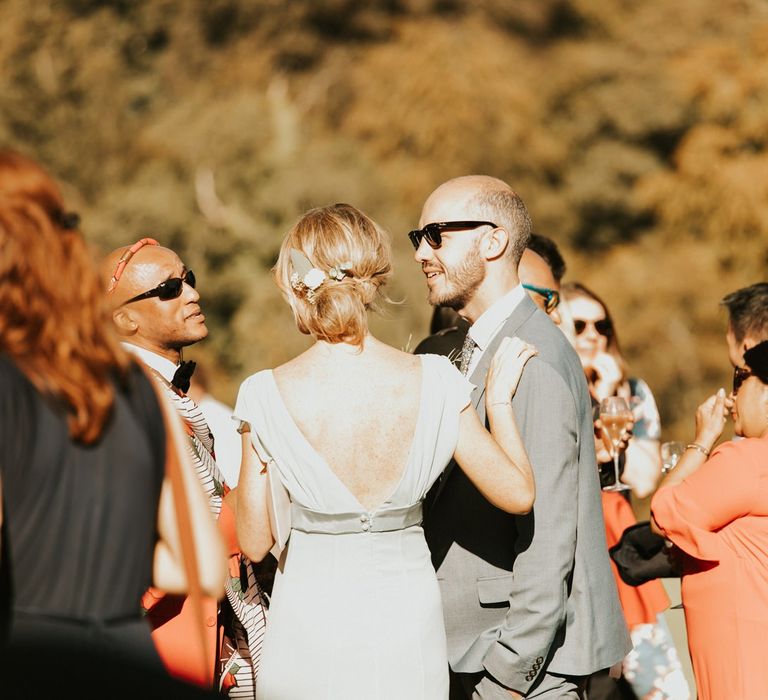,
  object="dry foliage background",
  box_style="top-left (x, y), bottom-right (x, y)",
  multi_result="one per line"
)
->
top-left (2, 0), bottom-right (767, 441)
